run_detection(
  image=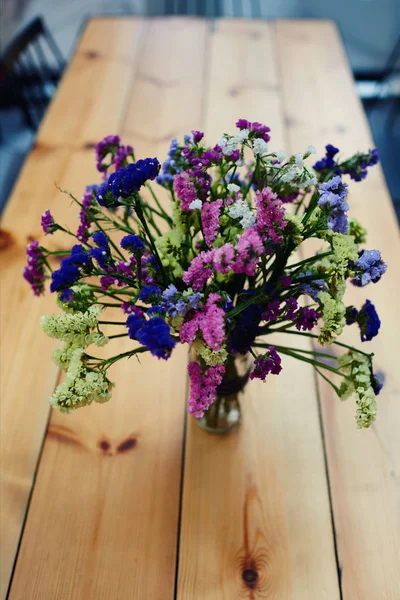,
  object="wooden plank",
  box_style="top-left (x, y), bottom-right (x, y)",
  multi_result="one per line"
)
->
top-left (177, 19), bottom-right (340, 599)
top-left (276, 20), bottom-right (400, 599)
top-left (0, 18), bottom-right (146, 599)
top-left (8, 17), bottom-right (208, 600)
